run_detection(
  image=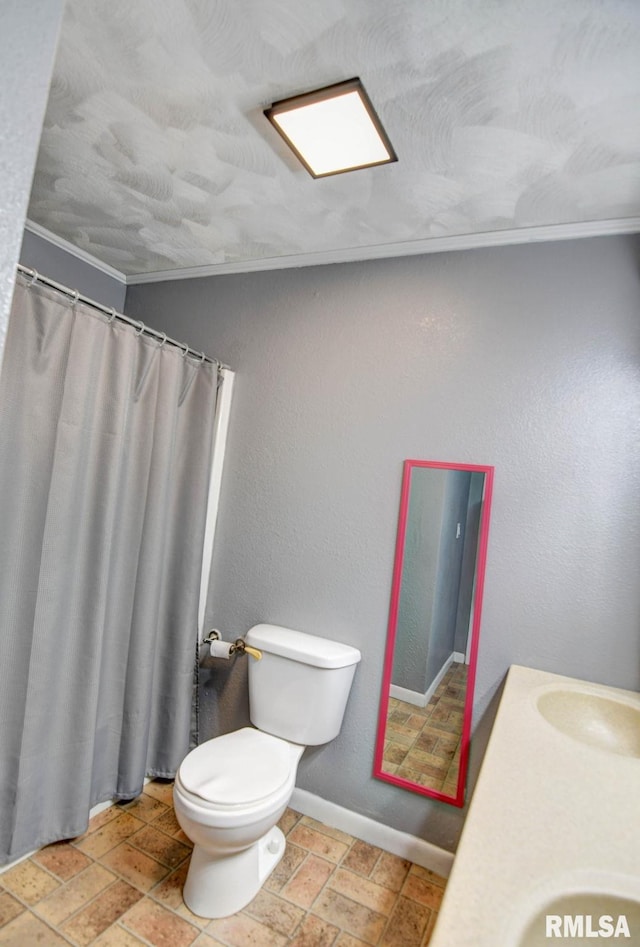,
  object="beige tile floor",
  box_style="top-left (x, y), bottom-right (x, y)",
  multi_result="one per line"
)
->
top-left (0, 781), bottom-right (447, 946)
top-left (382, 663), bottom-right (468, 795)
